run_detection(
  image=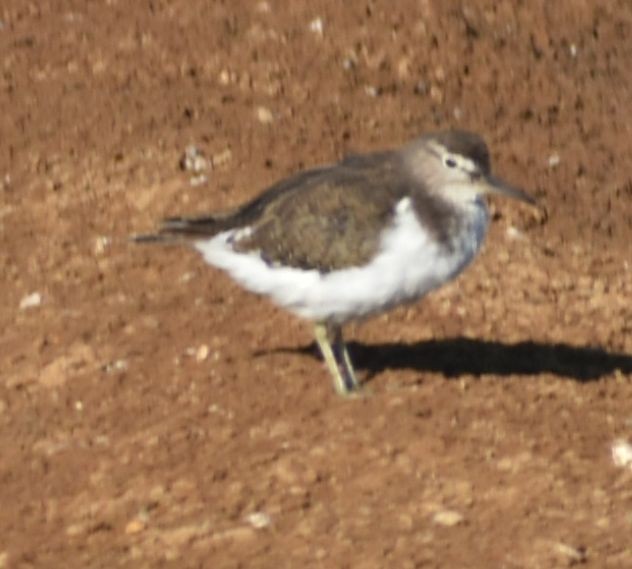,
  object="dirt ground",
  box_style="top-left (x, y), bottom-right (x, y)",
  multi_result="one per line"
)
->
top-left (1, 1), bottom-right (632, 567)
